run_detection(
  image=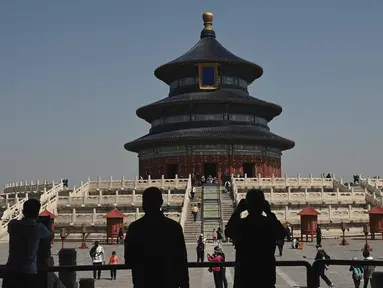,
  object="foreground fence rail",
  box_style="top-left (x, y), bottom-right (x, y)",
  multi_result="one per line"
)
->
top-left (3, 259), bottom-right (383, 287)
top-left (0, 260), bottom-right (312, 288)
